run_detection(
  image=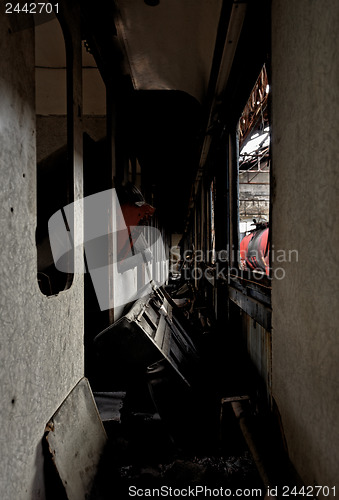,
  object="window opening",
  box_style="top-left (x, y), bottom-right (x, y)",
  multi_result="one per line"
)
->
top-left (35, 17), bottom-right (74, 295)
top-left (238, 65), bottom-right (270, 276)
